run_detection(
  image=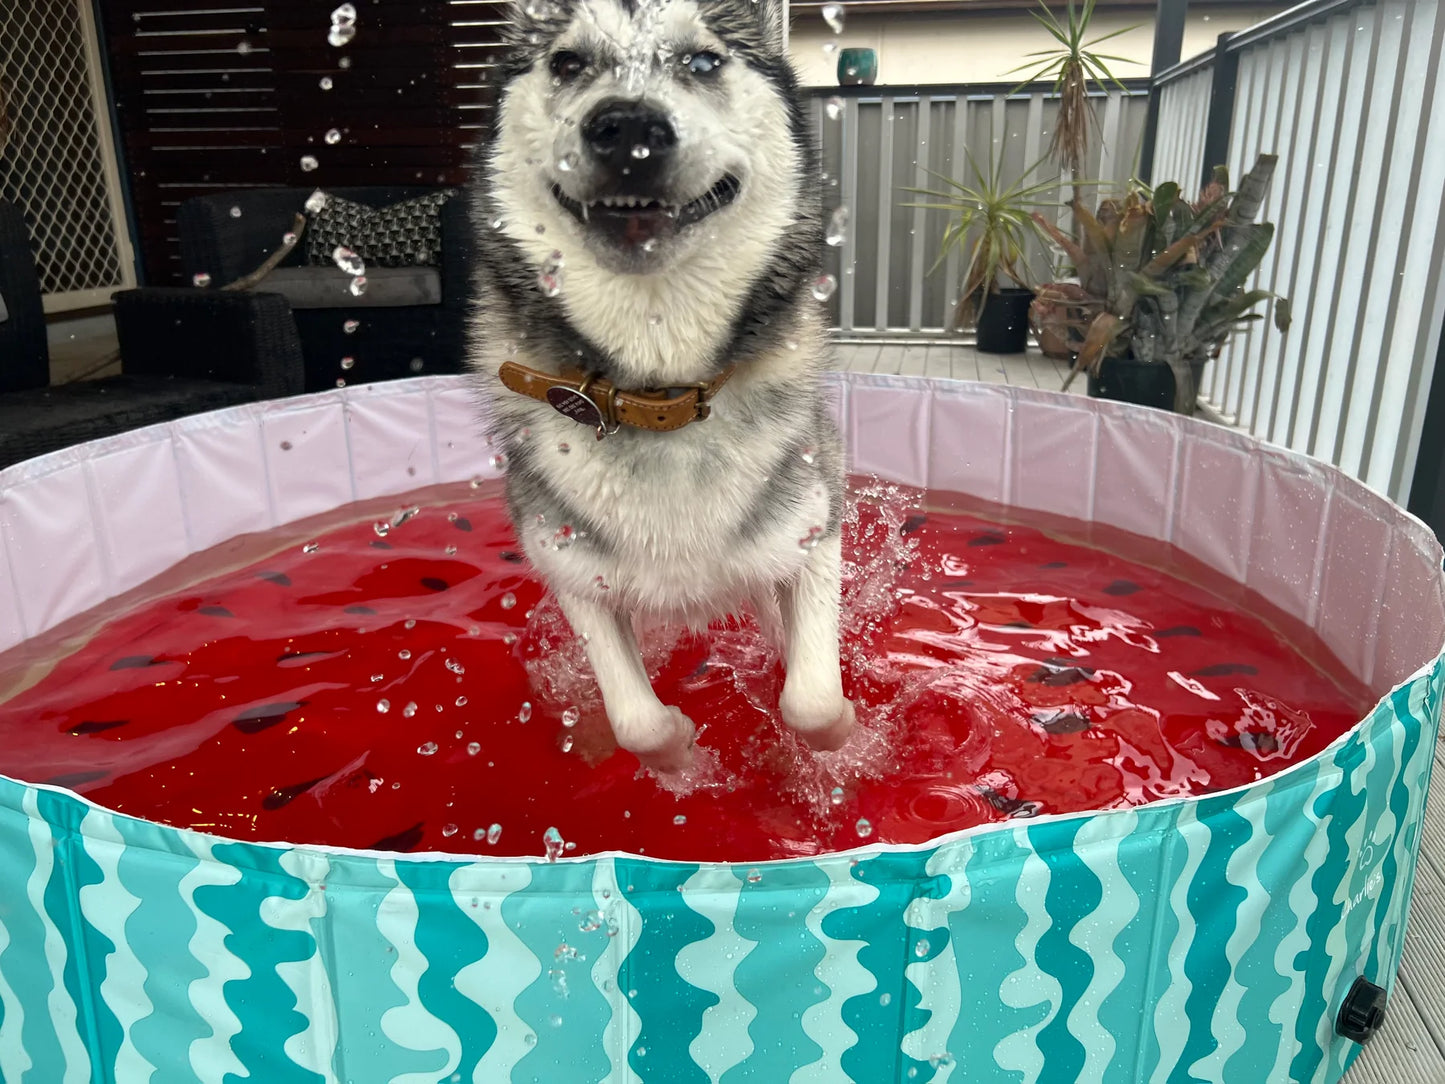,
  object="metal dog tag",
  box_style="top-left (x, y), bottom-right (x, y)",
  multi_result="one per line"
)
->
top-left (546, 385), bottom-right (605, 433)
